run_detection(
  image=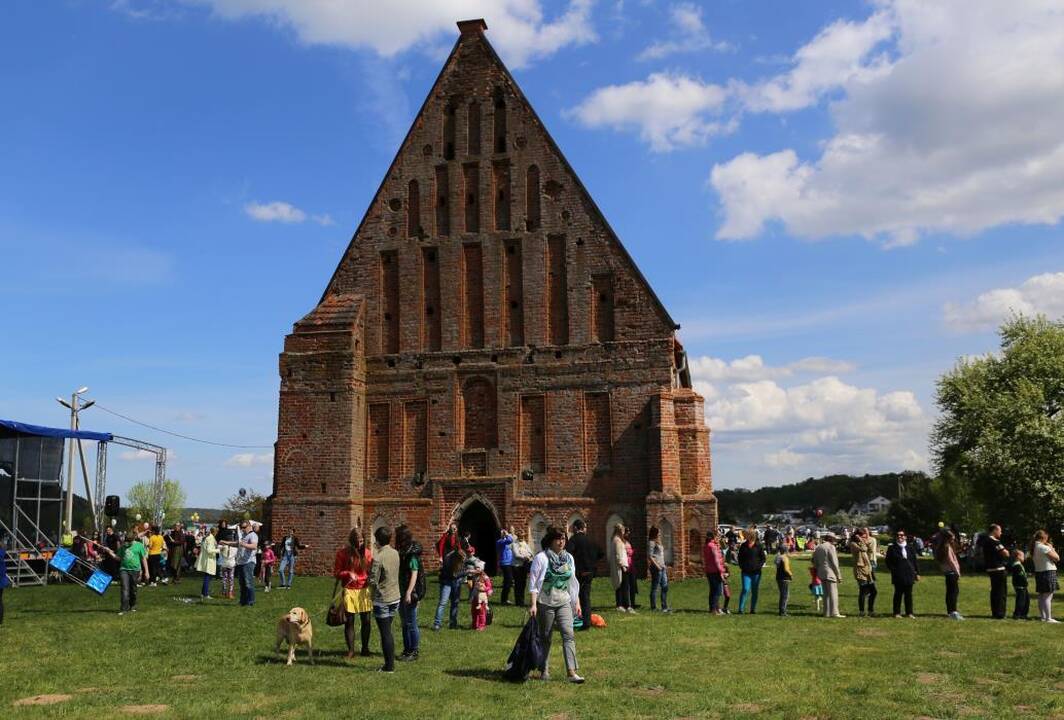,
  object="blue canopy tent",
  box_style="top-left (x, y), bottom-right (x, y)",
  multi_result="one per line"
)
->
top-left (0, 418), bottom-right (167, 587)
